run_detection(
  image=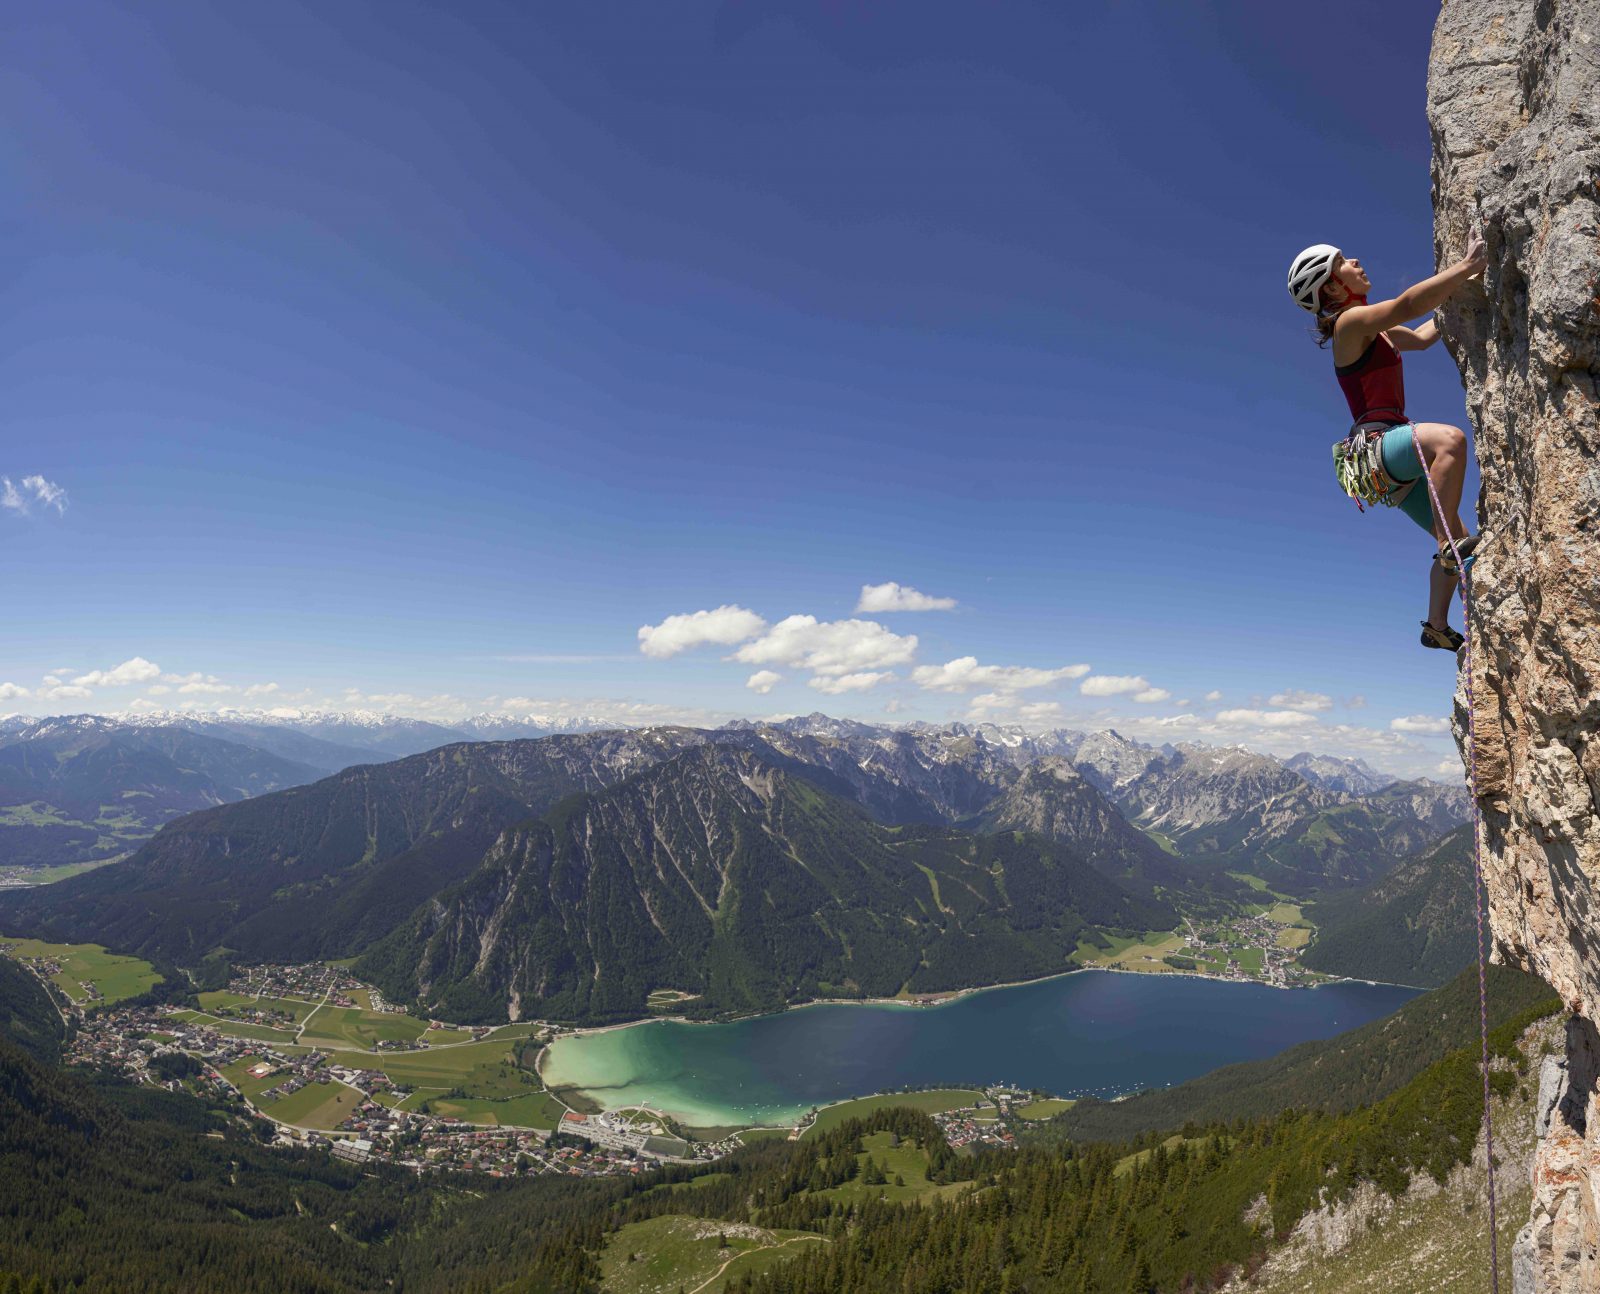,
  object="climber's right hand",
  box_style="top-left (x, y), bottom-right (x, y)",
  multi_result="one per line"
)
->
top-left (1462, 228), bottom-right (1487, 278)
